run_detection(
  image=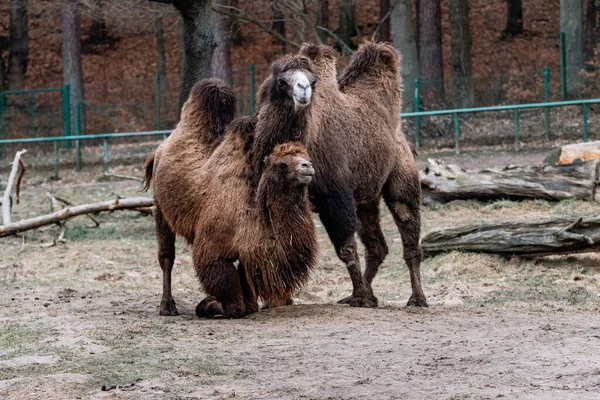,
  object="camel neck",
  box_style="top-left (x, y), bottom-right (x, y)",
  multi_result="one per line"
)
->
top-left (257, 183), bottom-right (311, 240)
